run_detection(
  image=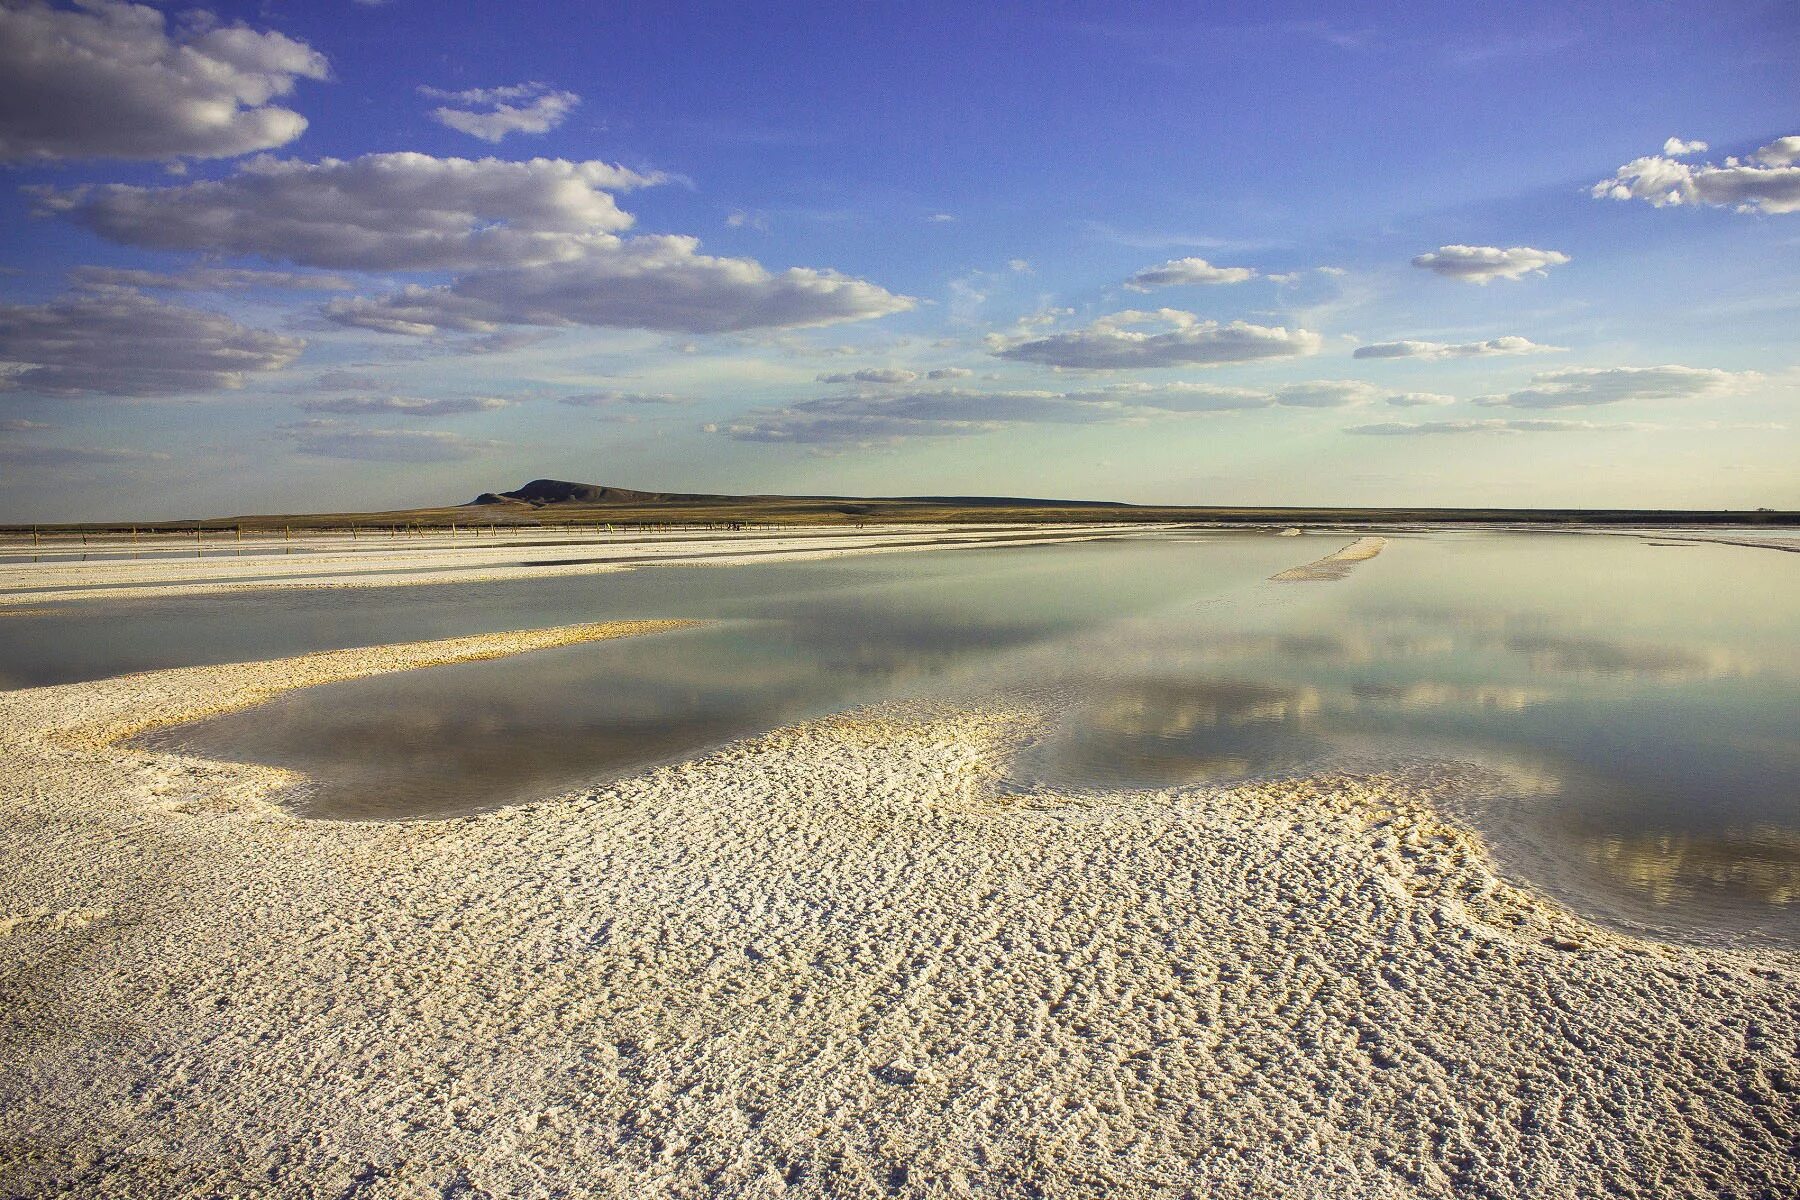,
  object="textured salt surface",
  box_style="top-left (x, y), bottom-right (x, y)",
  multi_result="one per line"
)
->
top-left (1, 626), bottom-right (1795, 1198)
top-left (1270, 536), bottom-right (1389, 582)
